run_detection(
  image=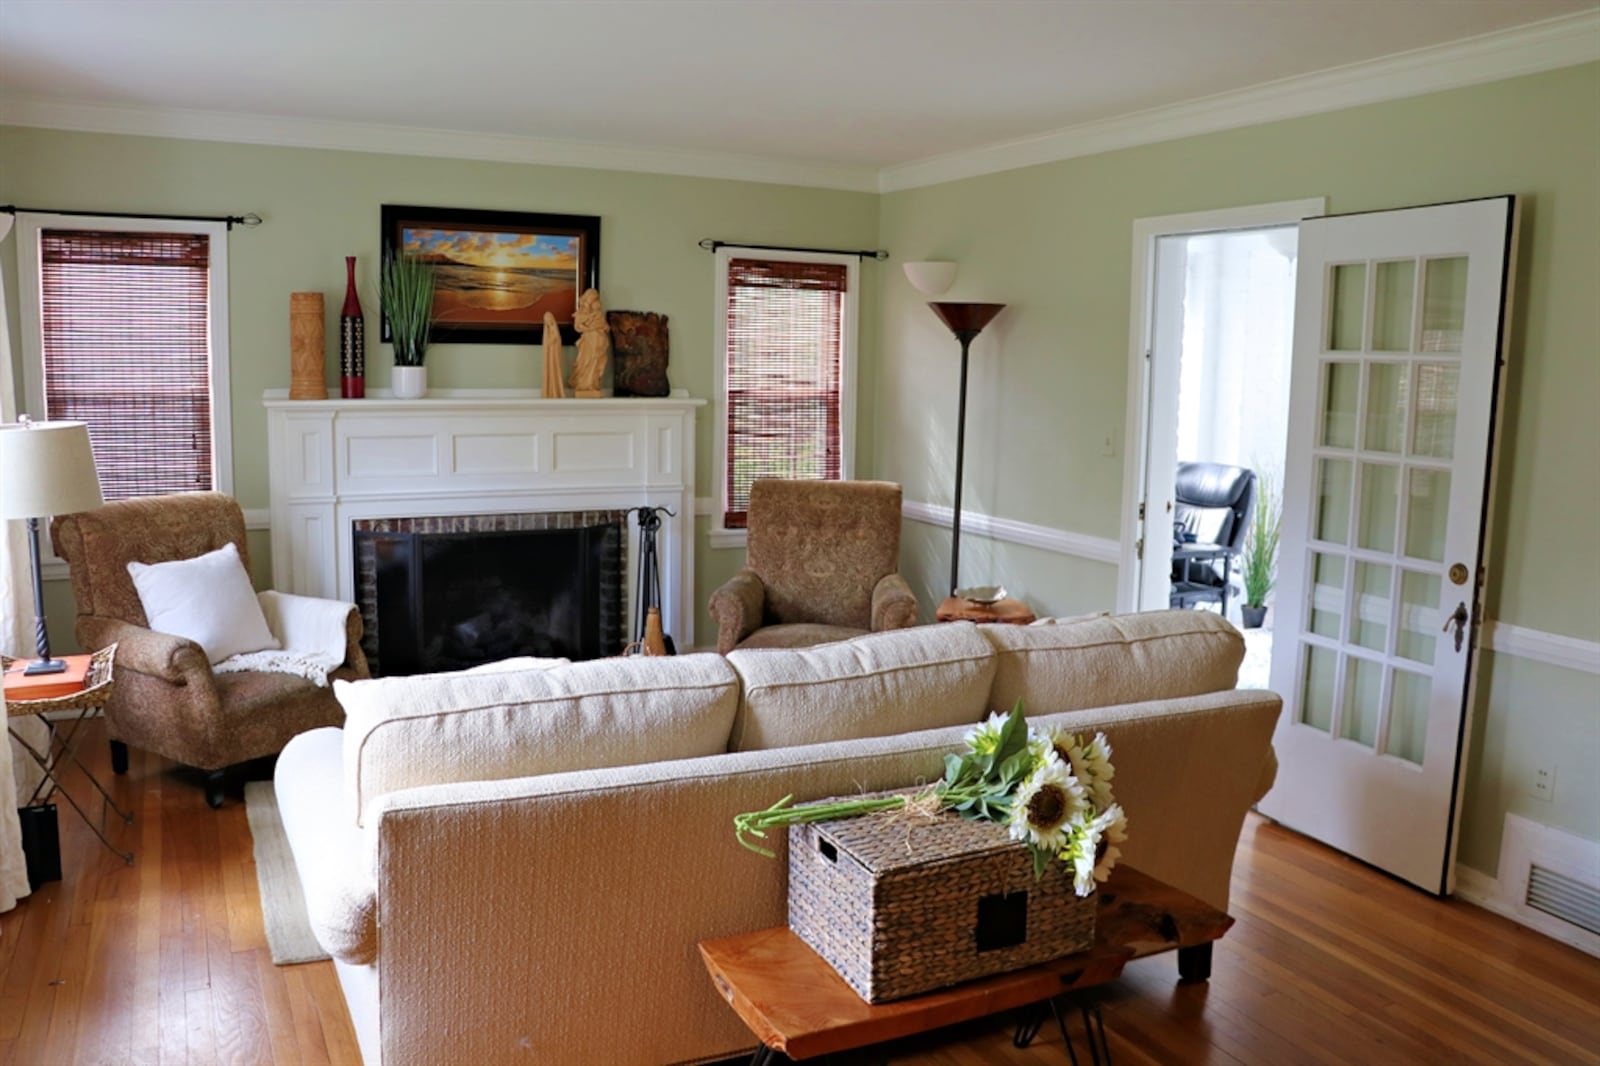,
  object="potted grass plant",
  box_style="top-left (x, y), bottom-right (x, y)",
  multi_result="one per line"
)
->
top-left (380, 252), bottom-right (435, 399)
top-left (1240, 472), bottom-right (1280, 629)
